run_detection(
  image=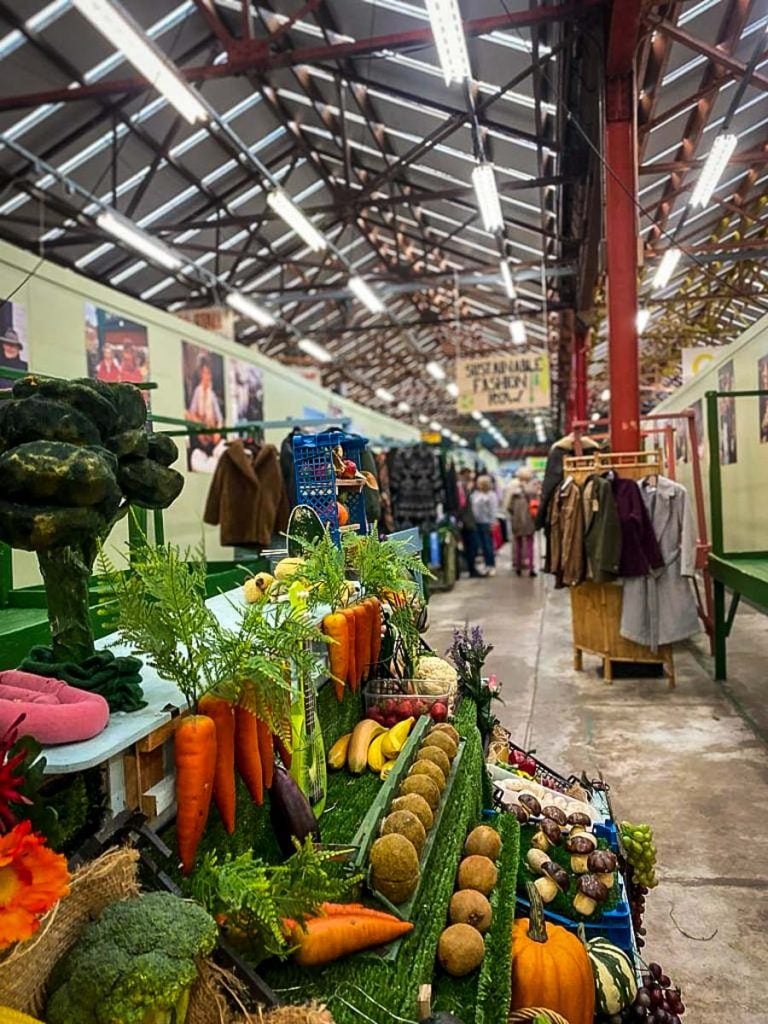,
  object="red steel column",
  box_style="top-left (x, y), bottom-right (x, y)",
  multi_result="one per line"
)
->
top-left (605, 72), bottom-right (640, 452)
top-left (573, 325), bottom-right (588, 425)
